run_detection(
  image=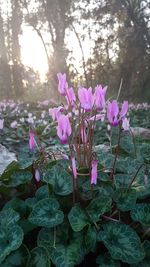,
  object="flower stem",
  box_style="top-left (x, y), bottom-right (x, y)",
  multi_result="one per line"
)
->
top-left (128, 163), bottom-right (145, 189)
top-left (110, 123), bottom-right (122, 183)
